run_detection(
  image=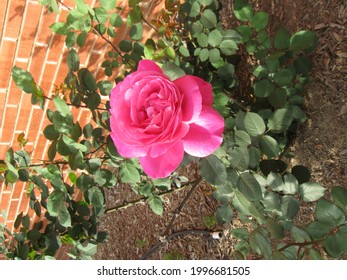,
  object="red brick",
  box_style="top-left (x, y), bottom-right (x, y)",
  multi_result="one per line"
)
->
top-left (31, 133), bottom-right (49, 160)
top-left (0, 192), bottom-right (11, 219)
top-left (7, 200), bottom-right (19, 221)
top-left (5, 221), bottom-right (14, 232)
top-left (18, 194), bottom-right (30, 214)
top-left (30, 45), bottom-right (48, 82)
top-left (47, 34), bottom-right (65, 62)
top-left (78, 33), bottom-right (96, 66)
top-left (27, 108), bottom-right (44, 140)
top-left (39, 64), bottom-right (58, 93)
top-left (15, 93), bottom-right (32, 132)
top-left (3, 0), bottom-right (25, 38)
top-left (36, 8), bottom-right (57, 45)
top-left (0, 106), bottom-right (18, 142)
top-left (17, 3), bottom-right (43, 59)
top-left (11, 182), bottom-right (26, 200)
top-left (0, 0), bottom-right (9, 39)
top-left (0, 144), bottom-right (9, 159)
top-left (0, 40), bottom-right (16, 88)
